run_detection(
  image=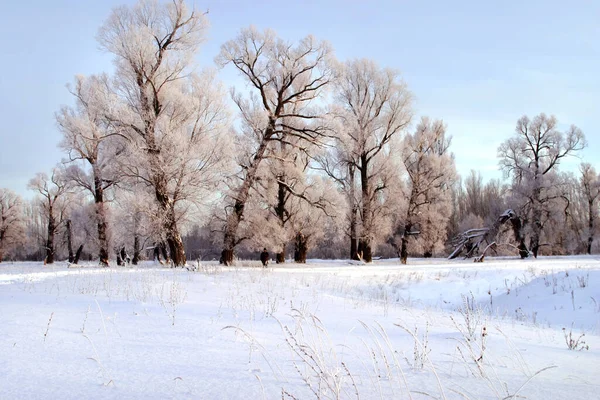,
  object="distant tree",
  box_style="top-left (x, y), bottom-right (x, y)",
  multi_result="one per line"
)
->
top-left (397, 117), bottom-right (456, 264)
top-left (28, 167), bottom-right (73, 264)
top-left (57, 74), bottom-right (122, 266)
top-left (331, 59), bottom-right (412, 262)
top-left (216, 26), bottom-right (333, 265)
top-left (499, 113), bottom-right (586, 257)
top-left (579, 163), bottom-right (600, 254)
top-left (0, 189), bottom-right (26, 262)
top-left (98, 0), bottom-right (229, 266)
